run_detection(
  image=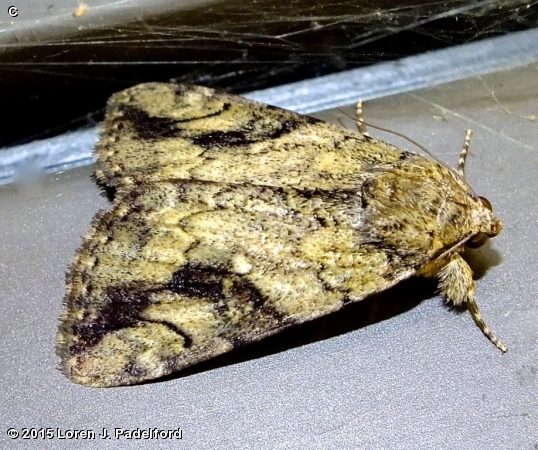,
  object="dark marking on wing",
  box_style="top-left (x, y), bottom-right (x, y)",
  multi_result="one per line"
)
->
top-left (117, 103), bottom-right (232, 140)
top-left (119, 106), bottom-right (179, 140)
top-left (166, 263), bottom-right (279, 315)
top-left (294, 187), bottom-right (360, 202)
top-left (166, 263), bottom-right (286, 342)
top-left (70, 286), bottom-right (149, 352)
top-left (191, 118), bottom-right (302, 149)
top-left (68, 283), bottom-right (194, 354)
top-left (314, 215), bottom-right (327, 227)
top-left (165, 263), bottom-right (229, 301)
top-left (144, 320), bottom-right (194, 348)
